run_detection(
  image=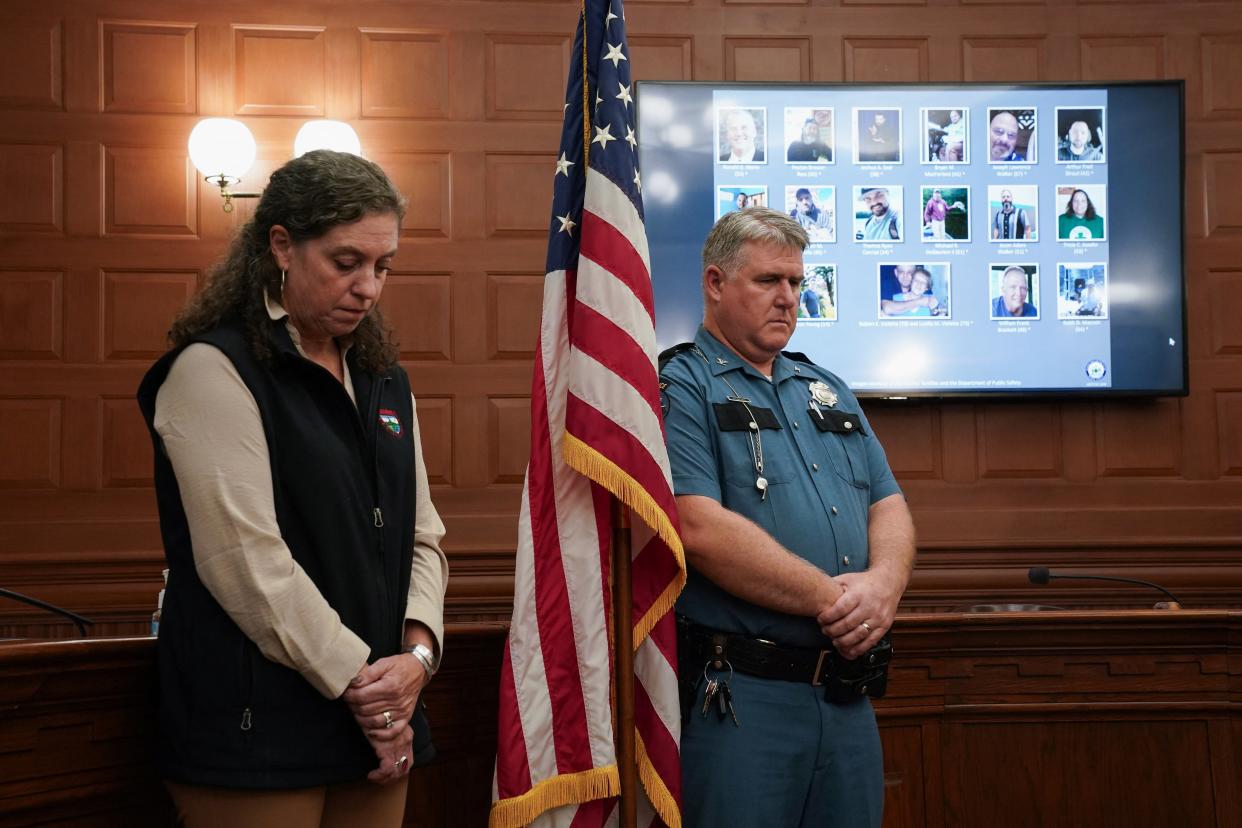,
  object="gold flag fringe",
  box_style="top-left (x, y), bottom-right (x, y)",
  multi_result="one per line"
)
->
top-left (563, 433), bottom-right (687, 646)
top-left (637, 730), bottom-right (682, 828)
top-left (489, 765), bottom-right (619, 828)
